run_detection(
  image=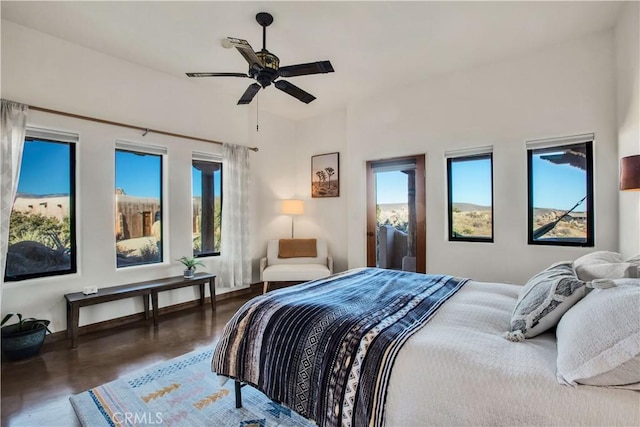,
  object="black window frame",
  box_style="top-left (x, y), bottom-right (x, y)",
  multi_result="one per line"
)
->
top-left (447, 153), bottom-right (494, 243)
top-left (527, 141), bottom-right (594, 247)
top-left (115, 148), bottom-right (164, 268)
top-left (4, 137), bottom-right (77, 282)
top-left (192, 159), bottom-right (223, 258)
